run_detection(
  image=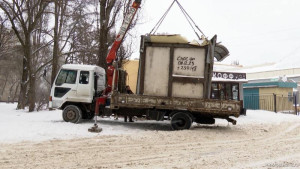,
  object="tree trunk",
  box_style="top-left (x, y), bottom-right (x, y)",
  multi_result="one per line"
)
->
top-left (98, 27), bottom-right (109, 69)
top-left (22, 34), bottom-right (33, 111)
top-left (17, 44), bottom-right (29, 109)
top-left (28, 73), bottom-right (36, 112)
top-left (51, 0), bottom-right (60, 85)
top-left (97, 0), bottom-right (116, 69)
